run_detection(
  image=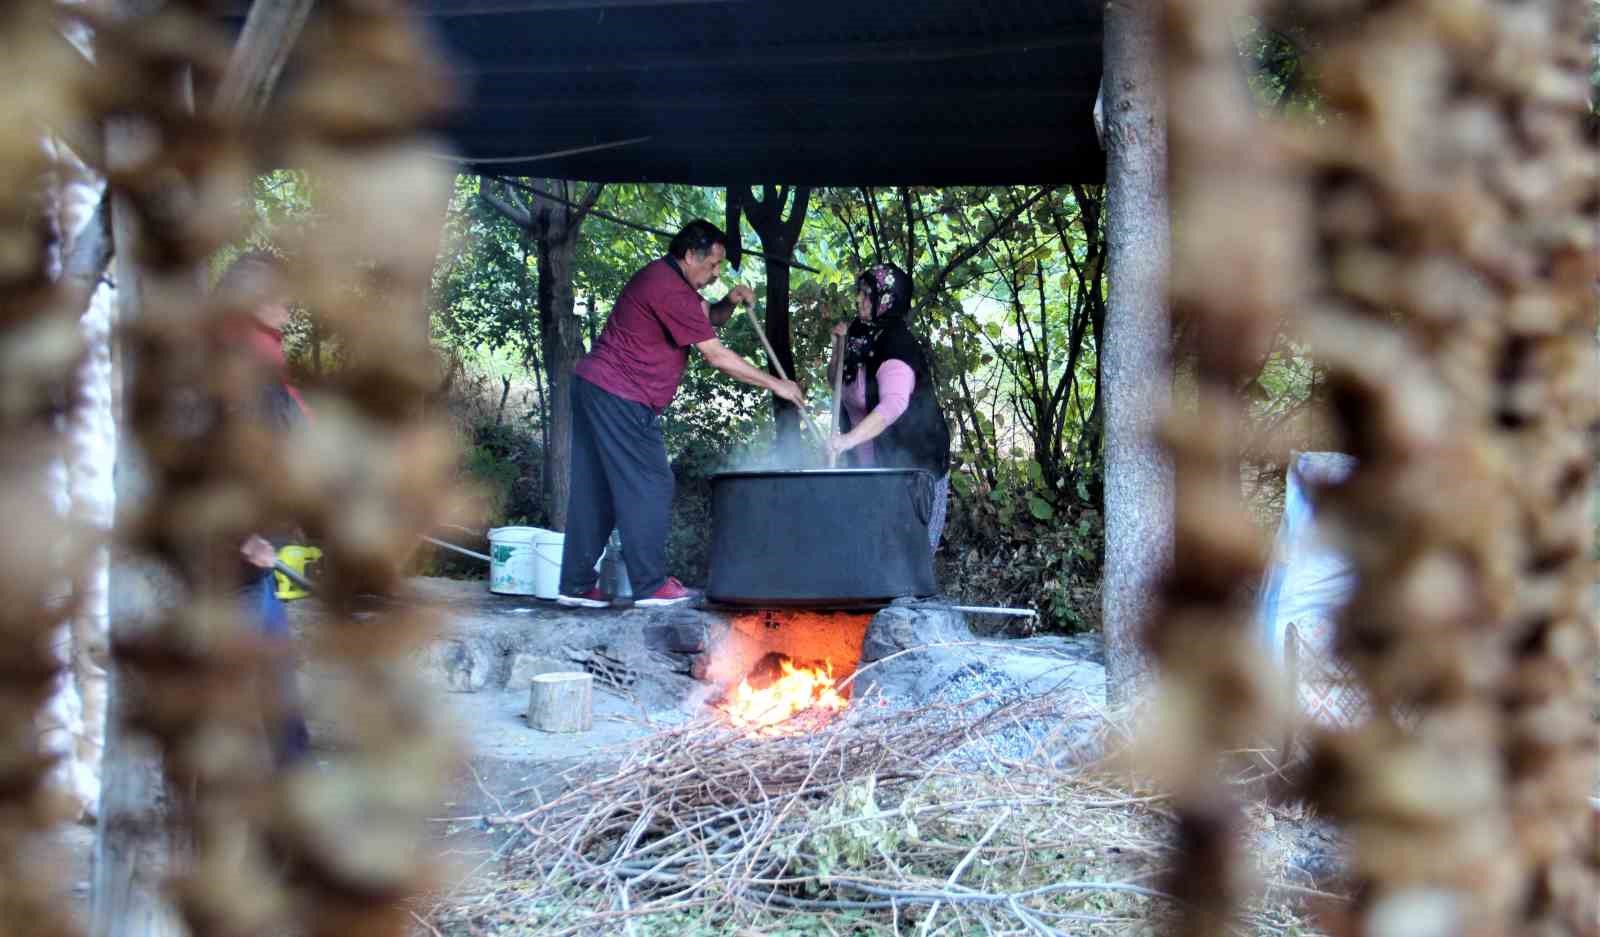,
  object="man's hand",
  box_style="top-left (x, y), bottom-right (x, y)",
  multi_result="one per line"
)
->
top-left (770, 379), bottom-right (805, 406)
top-left (726, 284), bottom-right (756, 308)
top-left (831, 321), bottom-right (850, 338)
top-left (241, 534), bottom-right (277, 569)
